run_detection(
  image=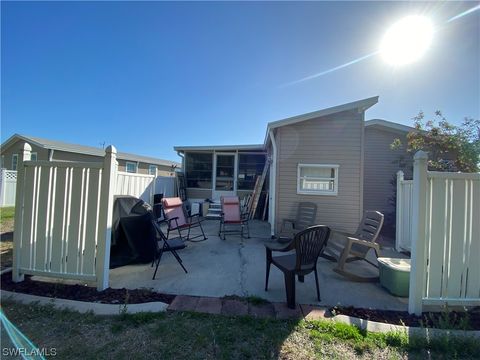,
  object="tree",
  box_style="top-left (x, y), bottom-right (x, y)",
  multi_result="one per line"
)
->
top-left (391, 111), bottom-right (480, 172)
